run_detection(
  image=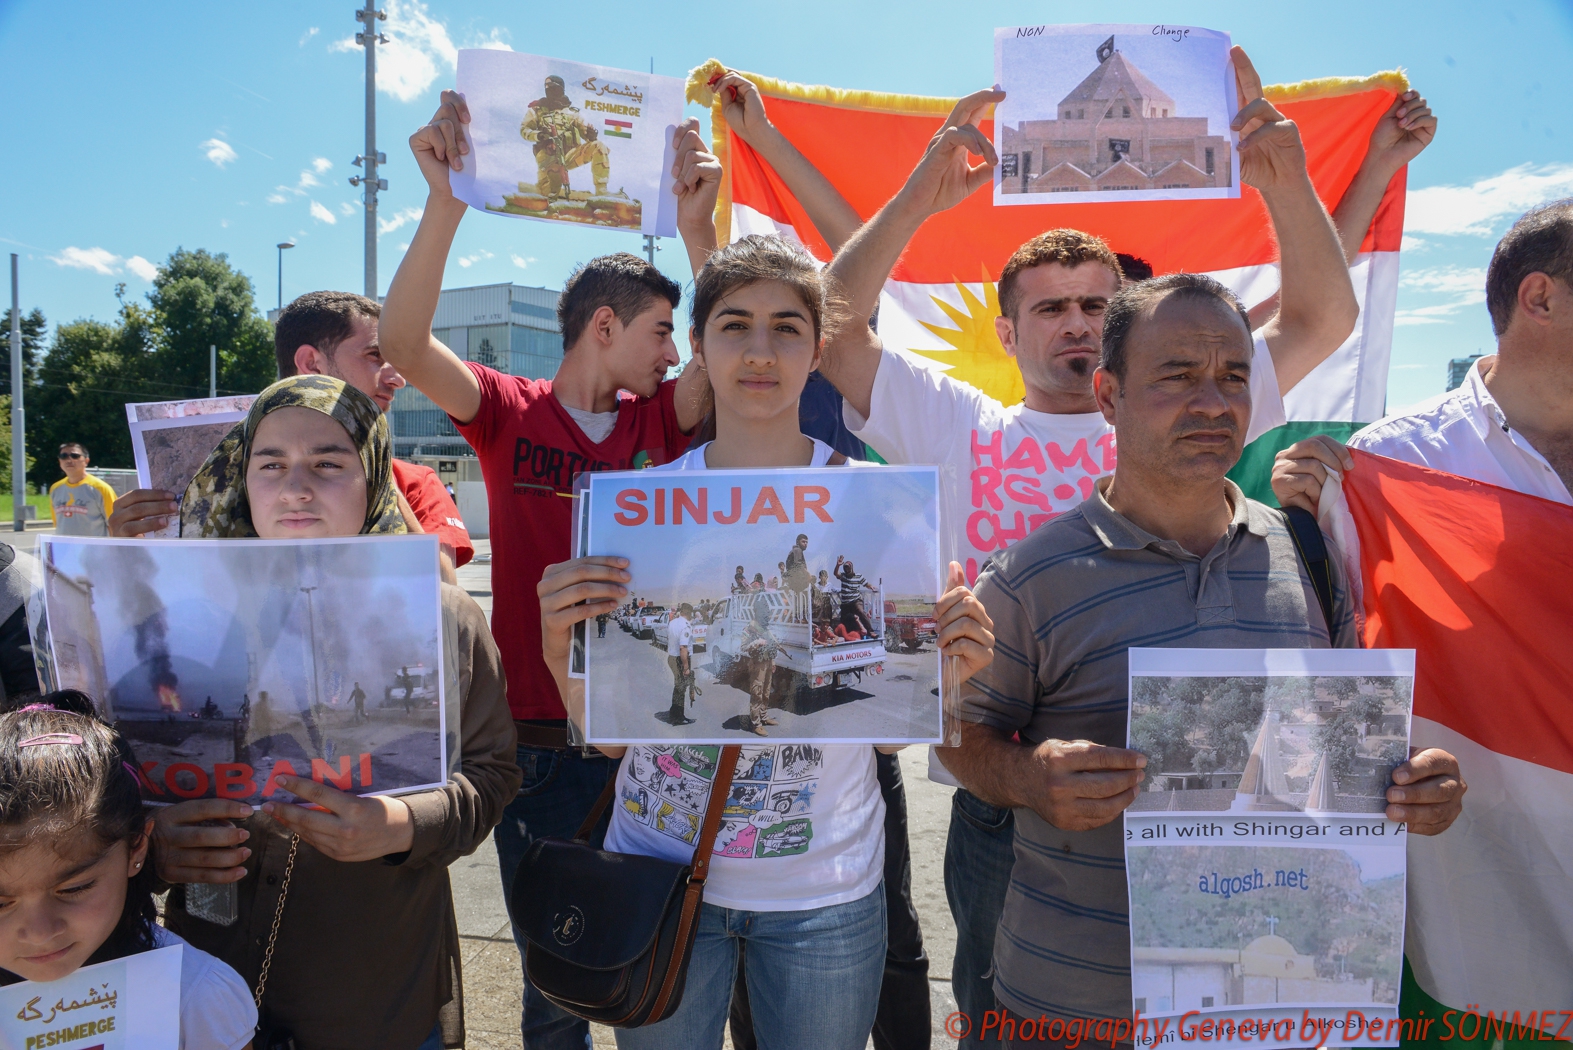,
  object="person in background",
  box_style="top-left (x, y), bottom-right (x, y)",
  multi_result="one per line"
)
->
top-left (377, 88), bottom-right (716, 1050)
top-left (664, 602), bottom-right (696, 727)
top-left (49, 443), bottom-right (116, 537)
top-left (106, 290), bottom-right (475, 586)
